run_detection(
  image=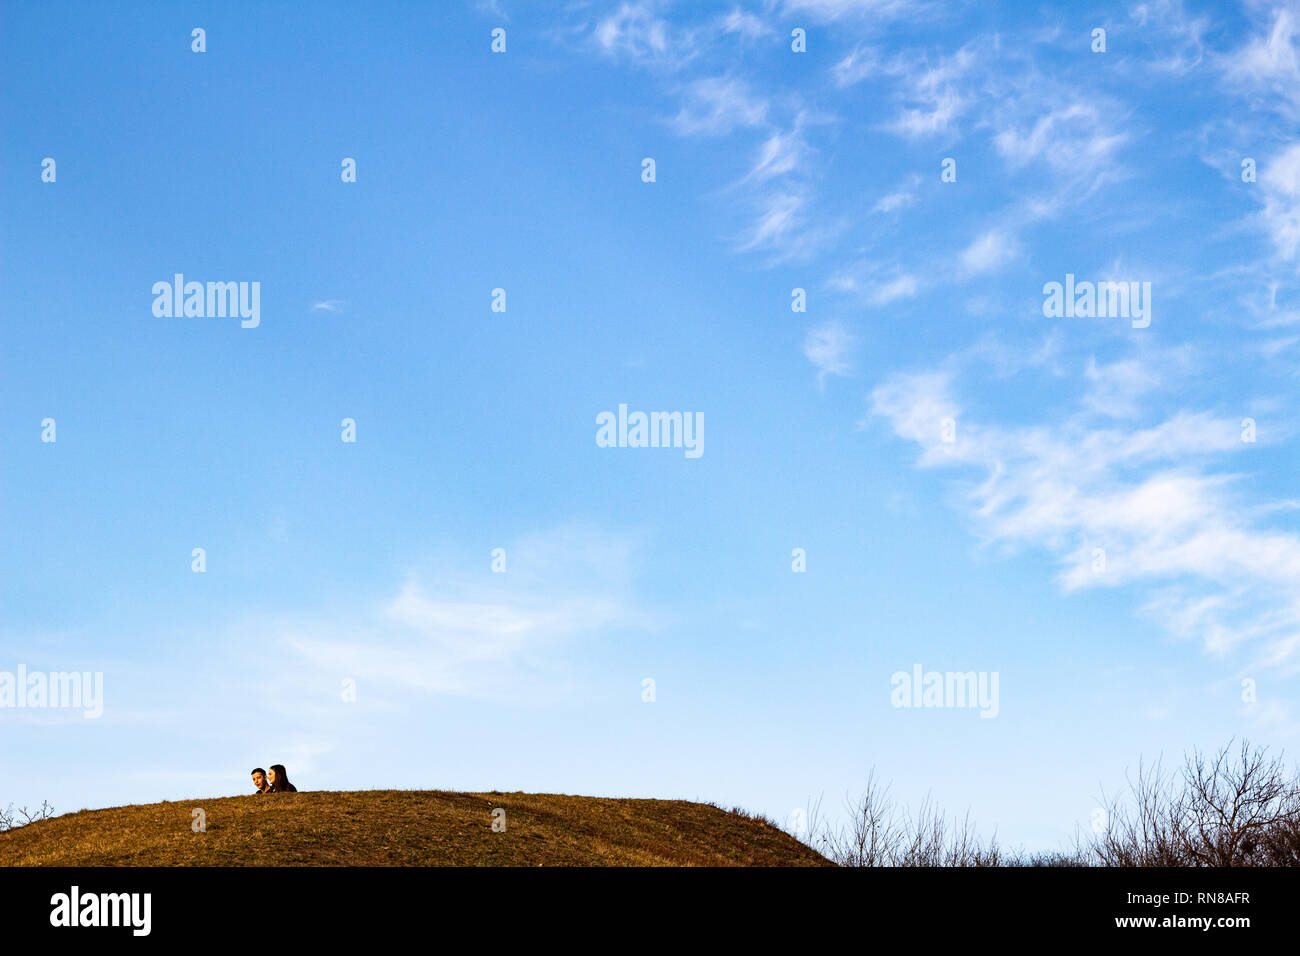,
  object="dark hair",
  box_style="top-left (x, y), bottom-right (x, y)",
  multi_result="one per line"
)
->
top-left (268, 764), bottom-right (297, 792)
top-left (251, 768), bottom-right (267, 777)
